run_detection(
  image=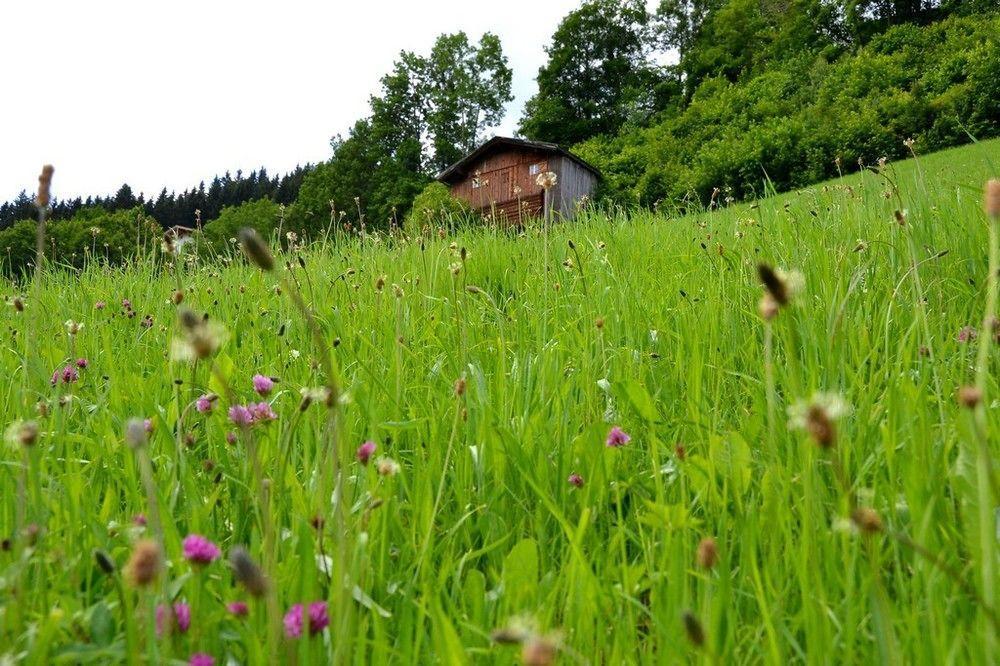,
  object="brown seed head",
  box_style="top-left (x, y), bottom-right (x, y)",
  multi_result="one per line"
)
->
top-left (957, 385), bottom-right (982, 409)
top-left (595, 316), bottom-right (605, 330)
top-left (696, 537), bottom-right (718, 570)
top-left (125, 539), bottom-right (162, 587)
top-left (521, 637), bottom-right (557, 666)
top-left (851, 507), bottom-right (883, 535)
top-left (985, 179), bottom-right (1000, 219)
top-left (229, 545), bottom-right (268, 597)
top-left (682, 611), bottom-right (705, 648)
top-left (171, 290), bottom-right (185, 305)
top-left (757, 264), bottom-right (788, 306)
top-left (238, 228), bottom-right (274, 271)
top-left (94, 549), bottom-right (116, 575)
top-left (14, 421), bottom-right (39, 447)
top-left (36, 165), bottom-right (54, 208)
top-left (806, 405), bottom-right (836, 448)
top-left (491, 627), bottom-right (527, 645)
top-left (12, 297), bottom-right (25, 312)
top-left (759, 293), bottom-right (779, 321)
top-left (454, 377), bottom-right (466, 397)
